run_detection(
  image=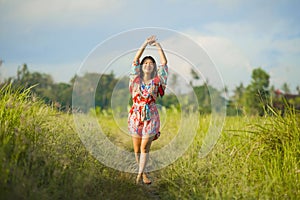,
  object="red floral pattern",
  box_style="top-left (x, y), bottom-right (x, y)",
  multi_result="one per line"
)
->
top-left (128, 60), bottom-right (168, 136)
